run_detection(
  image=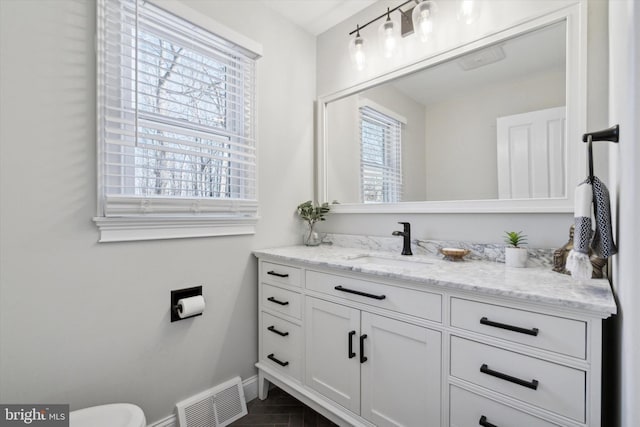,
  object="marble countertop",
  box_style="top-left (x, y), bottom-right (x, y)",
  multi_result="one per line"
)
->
top-left (253, 245), bottom-right (616, 317)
